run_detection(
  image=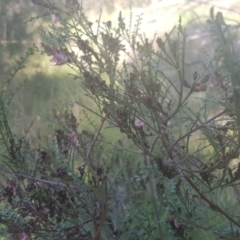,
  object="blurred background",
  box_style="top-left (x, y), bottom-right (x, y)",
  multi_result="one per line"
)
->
top-left (0, 2), bottom-right (239, 239)
top-left (0, 0), bottom-right (239, 141)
